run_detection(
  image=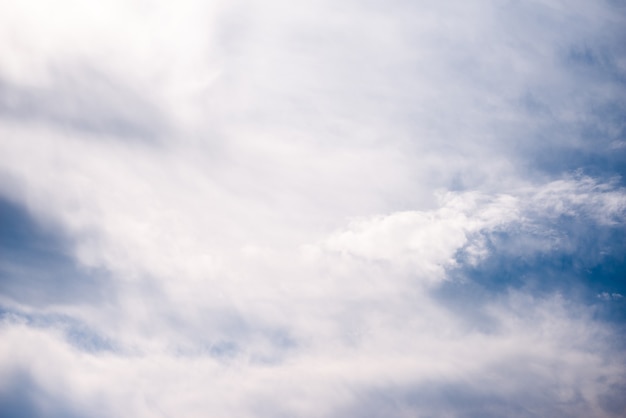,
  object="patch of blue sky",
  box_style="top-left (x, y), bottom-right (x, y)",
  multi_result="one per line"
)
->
top-left (565, 42), bottom-right (626, 84)
top-left (0, 308), bottom-right (117, 354)
top-left (441, 214), bottom-right (626, 331)
top-left (515, 107), bottom-right (626, 187)
top-left (0, 197), bottom-right (111, 308)
top-left (0, 372), bottom-right (83, 418)
top-left (509, 30), bottom-right (626, 183)
top-left (526, 100), bottom-right (626, 185)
